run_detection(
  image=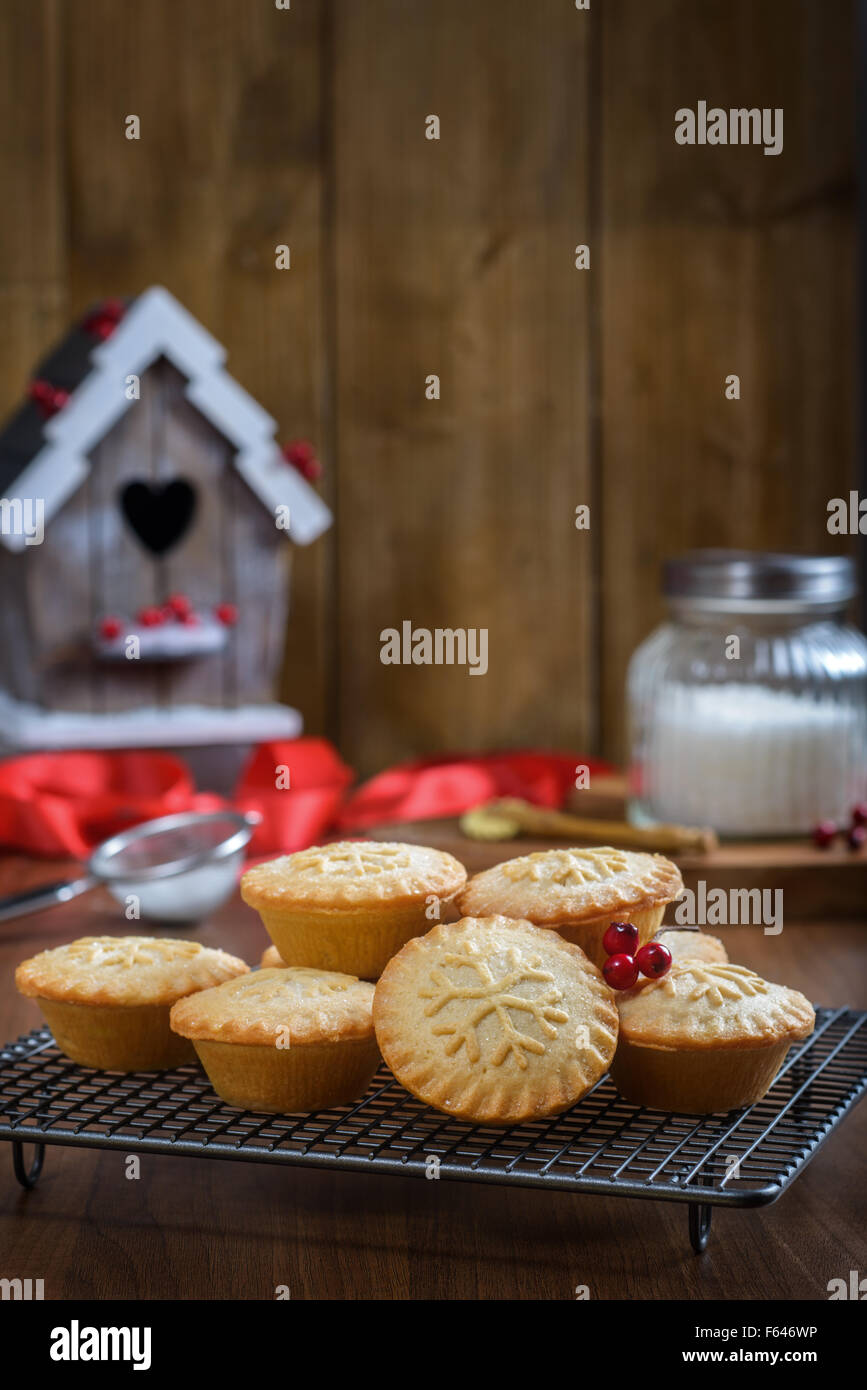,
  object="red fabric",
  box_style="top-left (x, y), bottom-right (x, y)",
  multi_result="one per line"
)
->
top-left (337, 750), bottom-right (609, 829)
top-left (235, 739), bottom-right (353, 855)
top-left (0, 751), bottom-right (222, 859)
top-left (0, 743), bottom-right (611, 859)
